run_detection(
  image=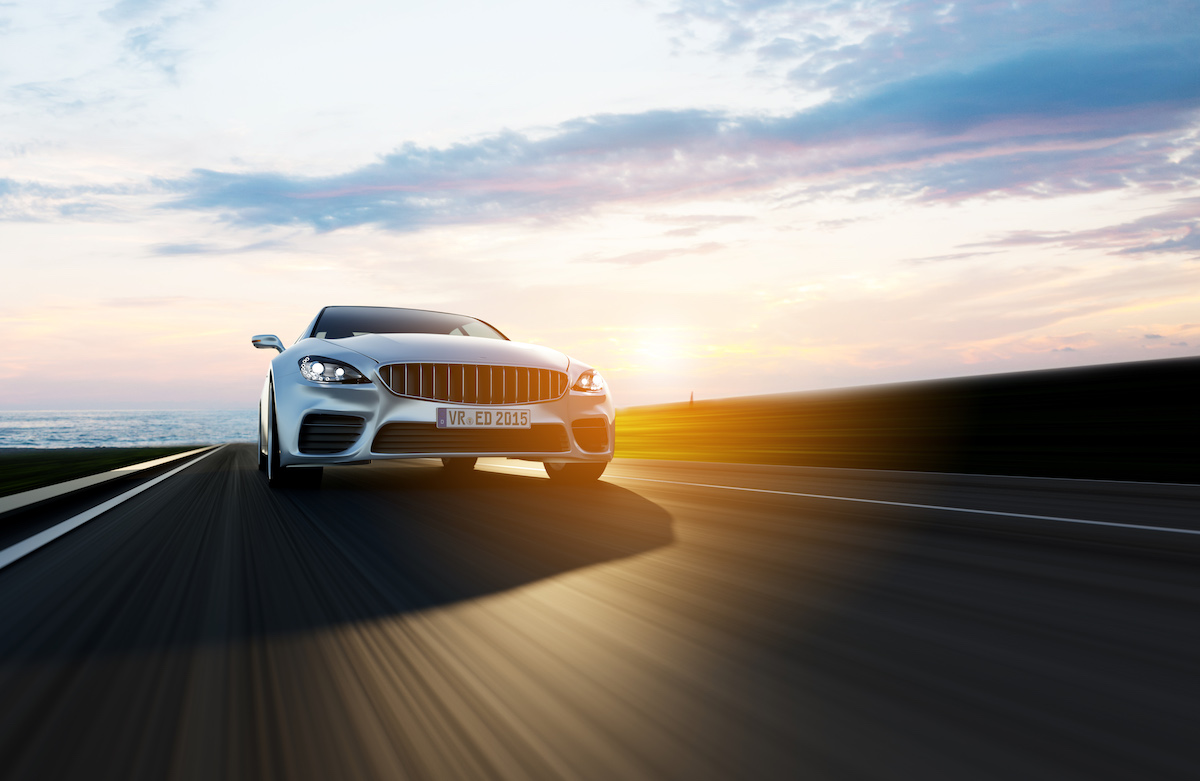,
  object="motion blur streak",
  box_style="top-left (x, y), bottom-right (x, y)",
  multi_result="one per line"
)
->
top-left (0, 445), bottom-right (1197, 779)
